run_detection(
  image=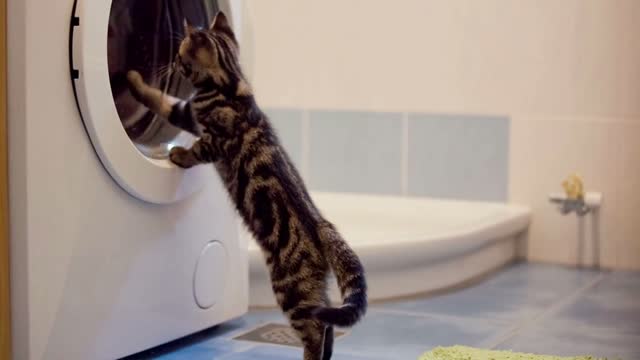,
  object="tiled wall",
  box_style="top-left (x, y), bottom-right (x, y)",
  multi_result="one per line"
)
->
top-left (309, 111), bottom-right (404, 195)
top-left (246, 0), bottom-right (640, 270)
top-left (265, 108), bottom-right (510, 202)
top-left (509, 116), bottom-right (640, 270)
